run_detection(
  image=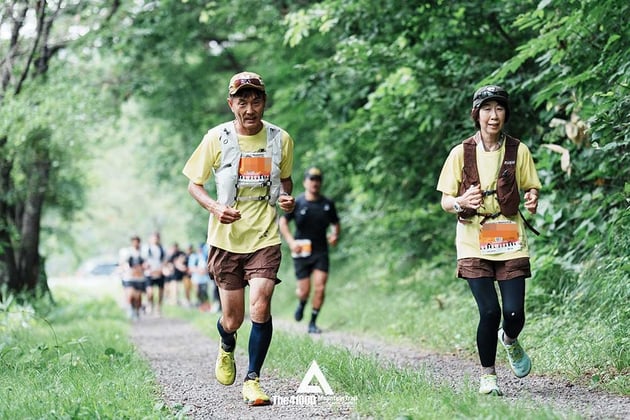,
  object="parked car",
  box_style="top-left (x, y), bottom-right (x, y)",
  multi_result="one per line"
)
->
top-left (78, 257), bottom-right (119, 277)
